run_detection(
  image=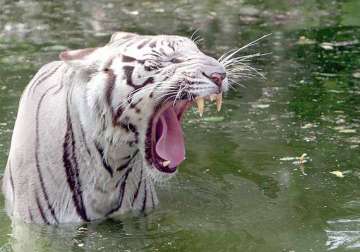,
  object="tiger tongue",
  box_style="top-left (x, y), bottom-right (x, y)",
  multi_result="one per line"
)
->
top-left (155, 106), bottom-right (185, 168)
